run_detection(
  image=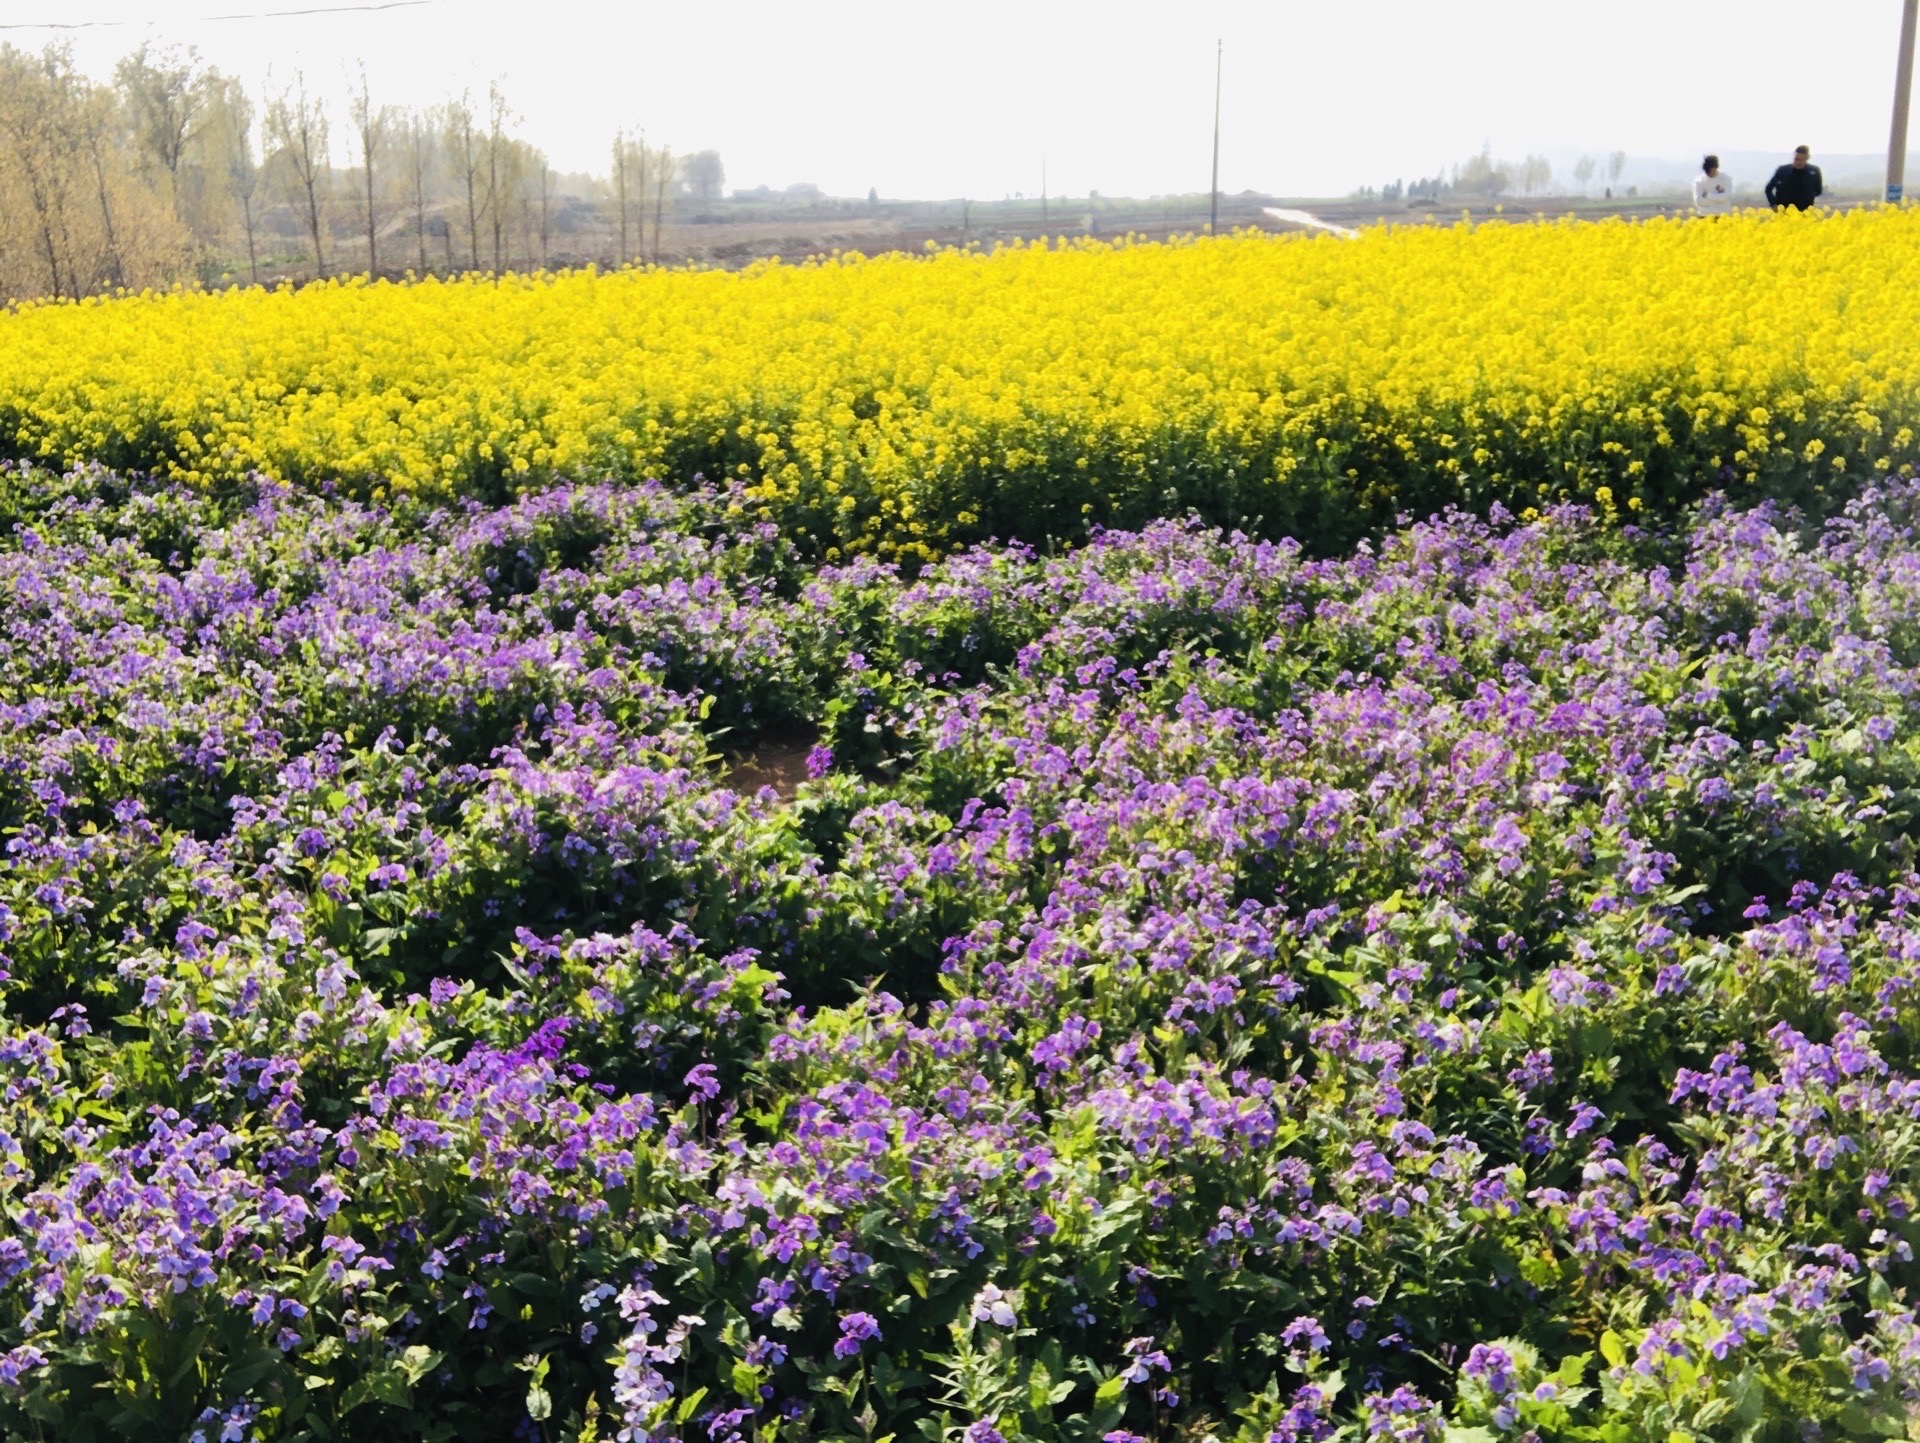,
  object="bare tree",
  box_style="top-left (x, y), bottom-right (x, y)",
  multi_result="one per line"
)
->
top-left (1521, 154), bottom-right (1553, 196)
top-left (1608, 150), bottom-right (1628, 190)
top-left (266, 71), bottom-right (330, 278)
top-left (611, 127), bottom-right (632, 265)
top-left (0, 41), bottom-right (748, 297)
top-left (609, 128), bottom-right (653, 268)
top-left (217, 79), bottom-right (261, 284)
top-left (71, 63), bottom-right (128, 288)
top-left (114, 43), bottom-right (211, 228)
top-left (1573, 154), bottom-right (1596, 195)
top-left (536, 154), bottom-right (552, 268)
top-left (634, 132), bottom-right (649, 265)
top-left (446, 92), bottom-right (483, 270)
top-left (610, 125), bottom-right (656, 264)
top-left (0, 42), bottom-right (187, 301)
top-left (347, 65), bottom-right (390, 275)
top-left (406, 110), bottom-right (432, 273)
top-left (483, 80), bottom-right (522, 272)
top-left (0, 46), bottom-right (80, 298)
top-left (650, 143), bottom-right (672, 263)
